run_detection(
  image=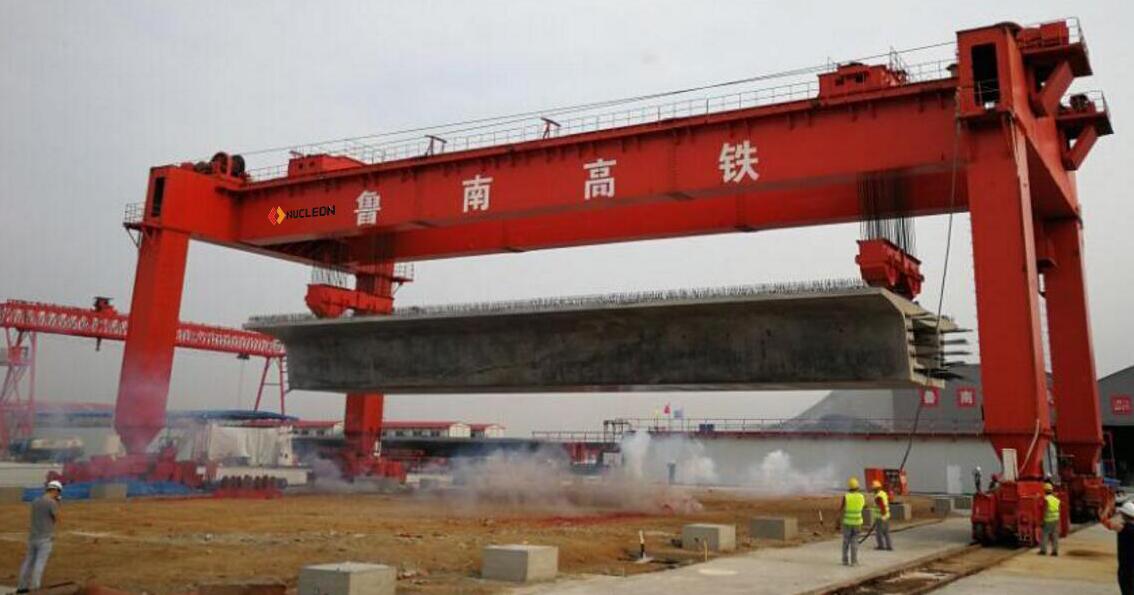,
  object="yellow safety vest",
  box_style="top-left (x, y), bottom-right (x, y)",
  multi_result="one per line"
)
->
top-left (1044, 494), bottom-right (1060, 524)
top-left (871, 489), bottom-right (891, 521)
top-left (843, 491), bottom-right (865, 527)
